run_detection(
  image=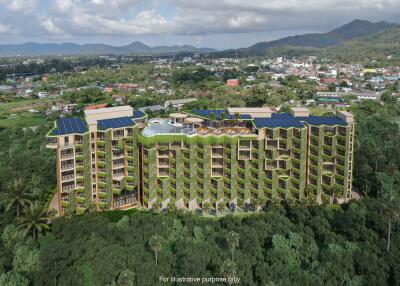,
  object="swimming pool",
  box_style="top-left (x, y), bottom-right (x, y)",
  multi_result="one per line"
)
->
top-left (142, 119), bottom-right (194, 137)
